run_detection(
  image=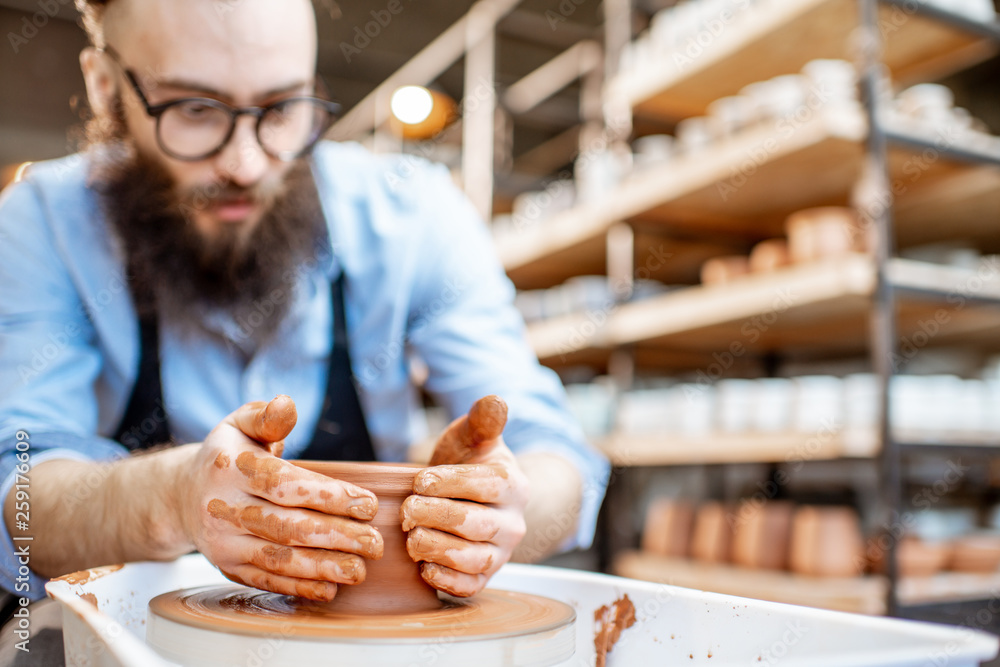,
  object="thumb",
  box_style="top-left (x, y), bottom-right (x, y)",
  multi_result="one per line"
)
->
top-left (429, 395), bottom-right (507, 466)
top-left (227, 395), bottom-right (298, 454)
